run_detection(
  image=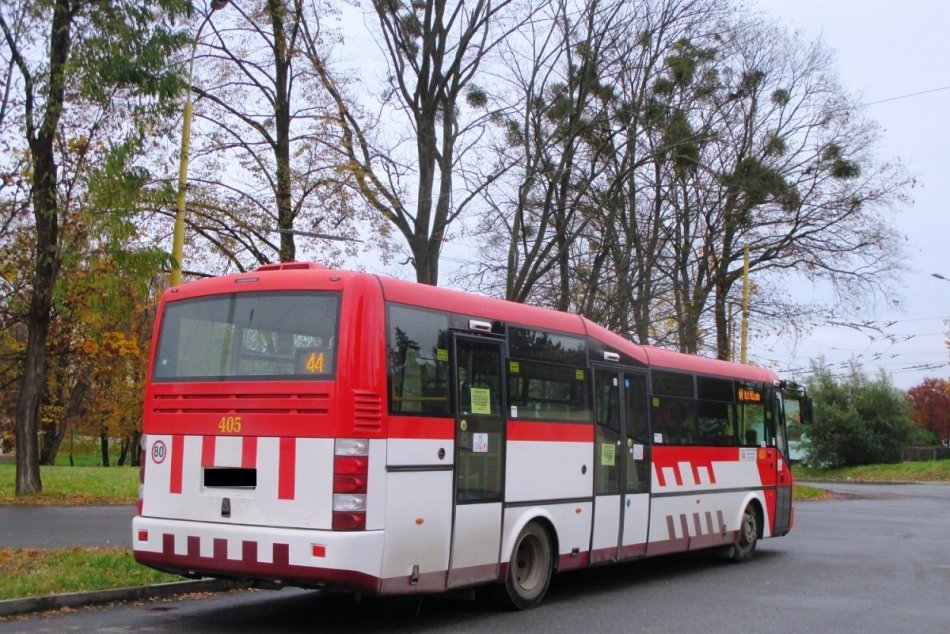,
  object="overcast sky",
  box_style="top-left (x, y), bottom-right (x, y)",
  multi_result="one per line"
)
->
top-left (749, 0), bottom-right (950, 388)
